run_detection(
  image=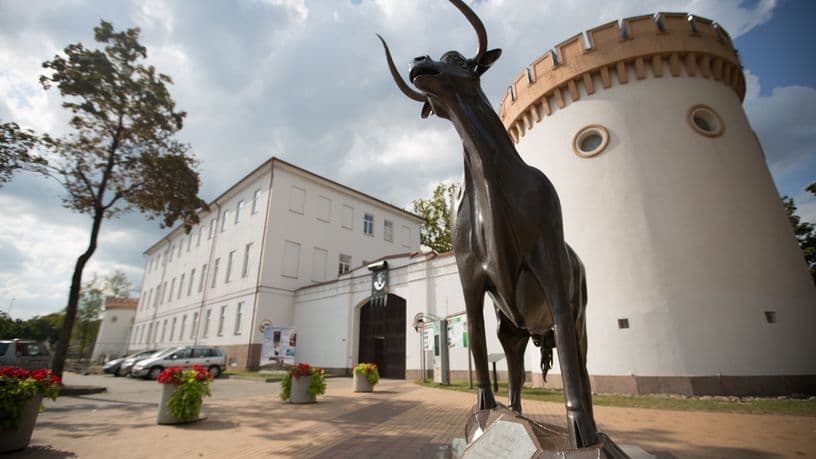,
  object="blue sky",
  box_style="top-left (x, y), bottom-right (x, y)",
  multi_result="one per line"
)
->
top-left (0, 0), bottom-right (813, 319)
